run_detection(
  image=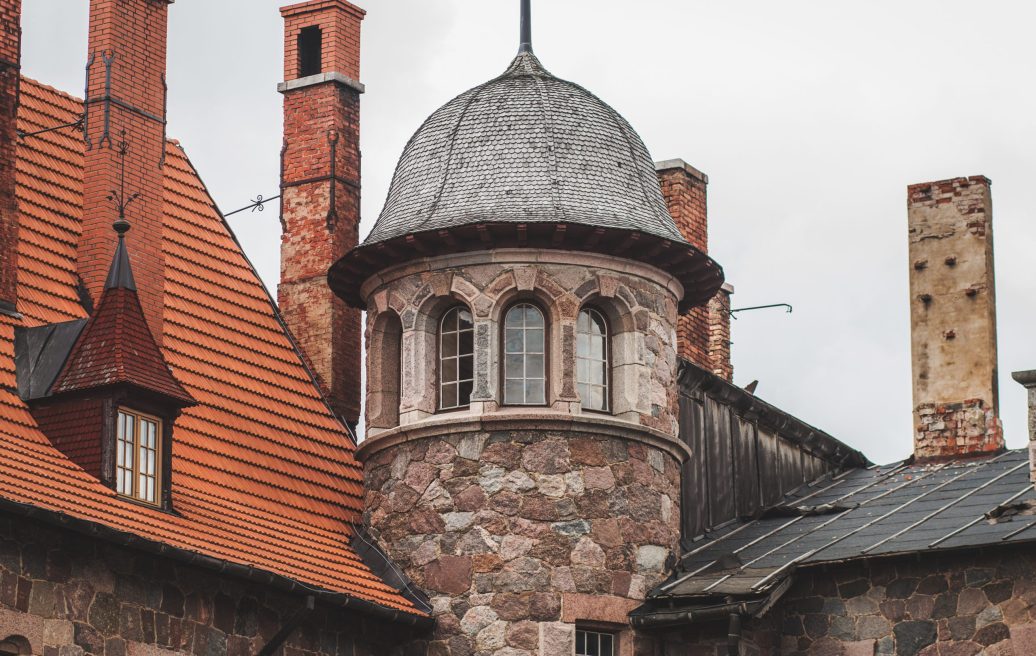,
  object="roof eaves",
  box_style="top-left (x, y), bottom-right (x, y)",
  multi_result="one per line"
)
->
top-left (0, 495), bottom-right (432, 627)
